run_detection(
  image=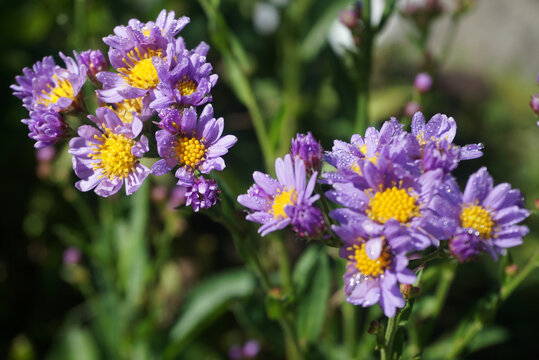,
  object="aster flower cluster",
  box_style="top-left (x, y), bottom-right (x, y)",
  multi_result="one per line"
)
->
top-left (322, 112), bottom-right (529, 317)
top-left (12, 10), bottom-right (236, 211)
top-left (238, 133), bottom-right (326, 239)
